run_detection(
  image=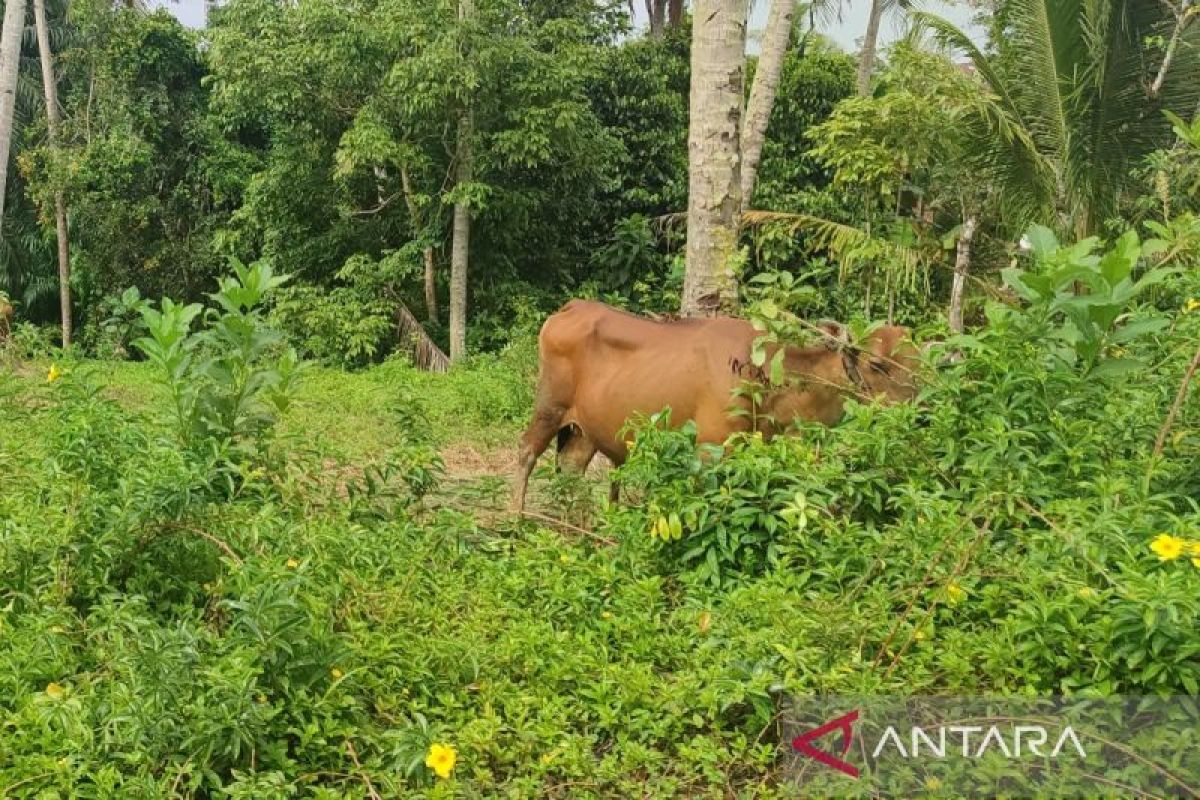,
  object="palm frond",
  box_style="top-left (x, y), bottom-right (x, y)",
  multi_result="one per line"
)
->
top-left (395, 301), bottom-right (449, 372)
top-left (910, 12), bottom-right (1031, 144)
top-left (1003, 0), bottom-right (1076, 166)
top-left (742, 210), bottom-right (927, 279)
